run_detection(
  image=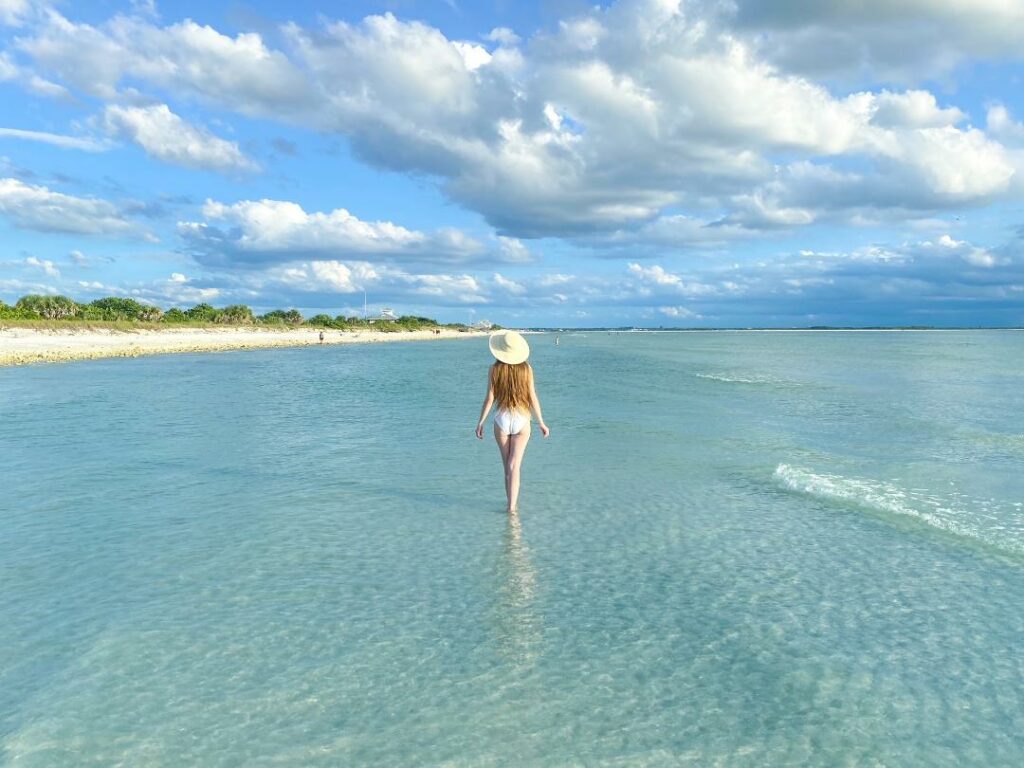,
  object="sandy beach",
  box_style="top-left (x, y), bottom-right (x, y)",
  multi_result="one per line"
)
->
top-left (0, 326), bottom-right (486, 367)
